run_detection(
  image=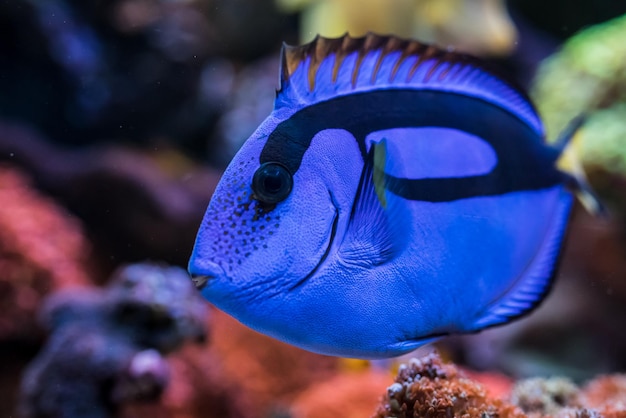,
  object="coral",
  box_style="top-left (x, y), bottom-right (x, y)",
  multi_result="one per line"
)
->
top-left (121, 344), bottom-right (256, 418)
top-left (532, 12), bottom-right (626, 128)
top-left (372, 352), bottom-right (524, 418)
top-left (290, 371), bottom-right (391, 418)
top-left (531, 13), bottom-right (626, 175)
top-left (578, 375), bottom-right (626, 416)
top-left (508, 374), bottom-right (626, 418)
top-left (371, 352), bottom-right (626, 418)
top-left (0, 165), bottom-right (90, 341)
top-left (460, 368), bottom-right (514, 400)
top-left (0, 122), bottom-right (221, 270)
top-left (208, 309), bottom-right (339, 415)
top-left (510, 377), bottom-right (580, 415)
top-left (531, 13), bottom-right (626, 223)
top-left (18, 263), bottom-right (208, 418)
